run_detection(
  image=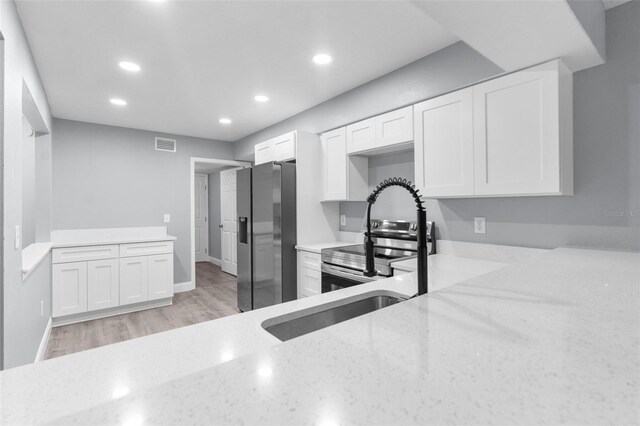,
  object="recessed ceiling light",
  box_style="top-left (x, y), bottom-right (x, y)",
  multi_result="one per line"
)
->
top-left (254, 95), bottom-right (269, 103)
top-left (219, 118), bottom-right (232, 124)
top-left (110, 98), bottom-right (127, 106)
top-left (313, 53), bottom-right (332, 65)
top-left (118, 61), bottom-right (141, 72)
